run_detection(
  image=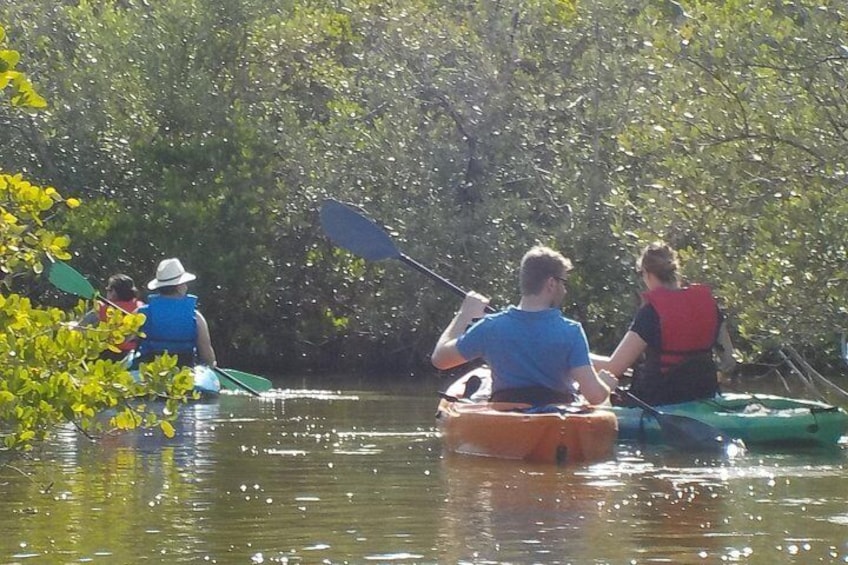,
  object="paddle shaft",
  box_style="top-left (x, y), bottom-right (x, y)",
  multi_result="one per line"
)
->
top-left (212, 366), bottom-right (261, 397)
top-left (622, 390), bottom-right (662, 418)
top-left (399, 254), bottom-right (496, 313)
